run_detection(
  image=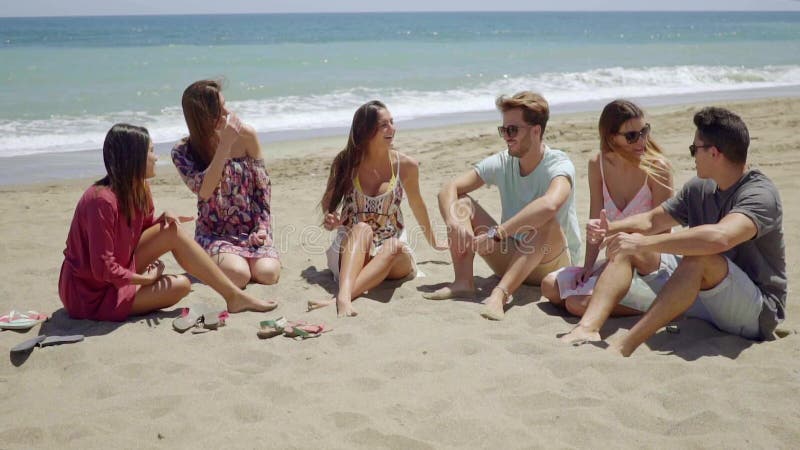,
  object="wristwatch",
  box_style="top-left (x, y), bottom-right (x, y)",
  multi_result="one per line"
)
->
top-left (486, 226), bottom-right (503, 242)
